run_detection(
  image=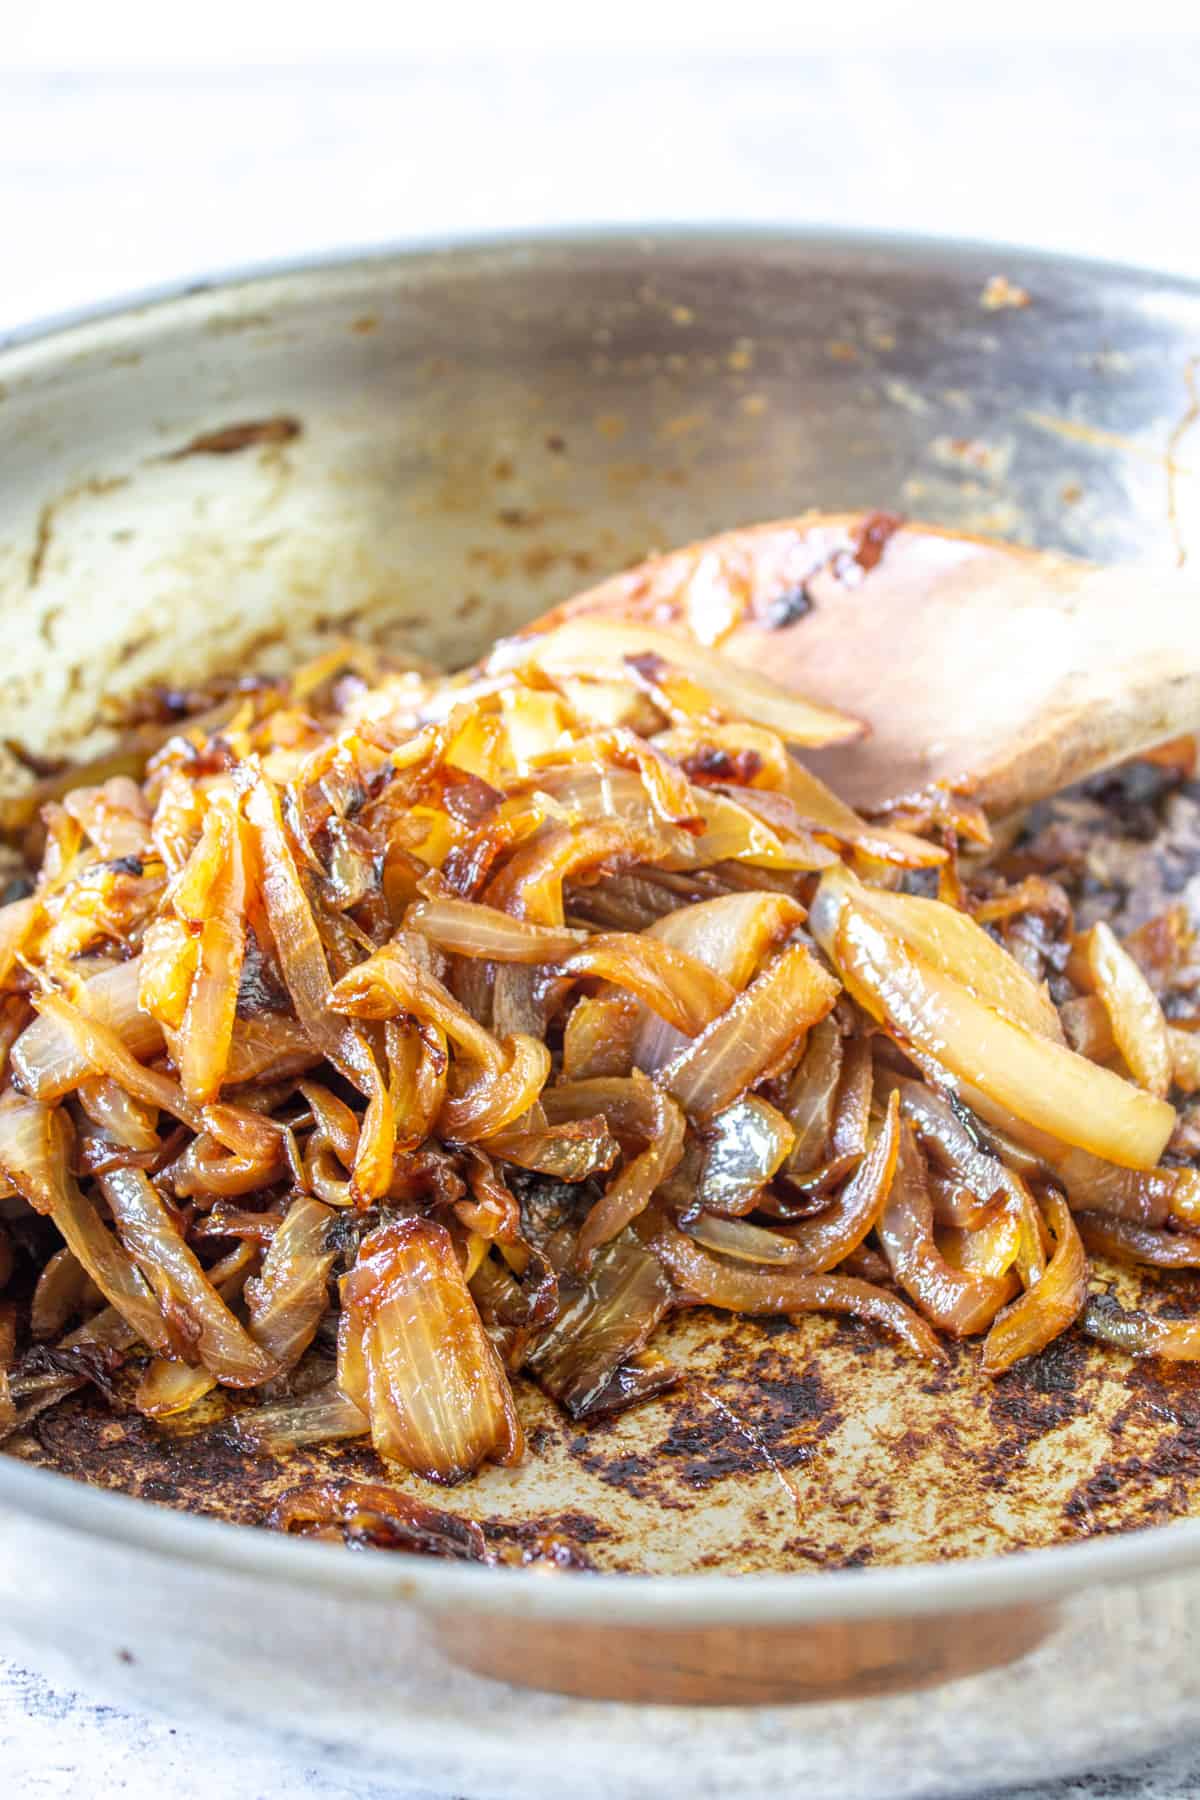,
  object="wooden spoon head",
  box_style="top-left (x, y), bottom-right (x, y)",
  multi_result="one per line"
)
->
top-left (530, 513), bottom-right (1190, 817)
